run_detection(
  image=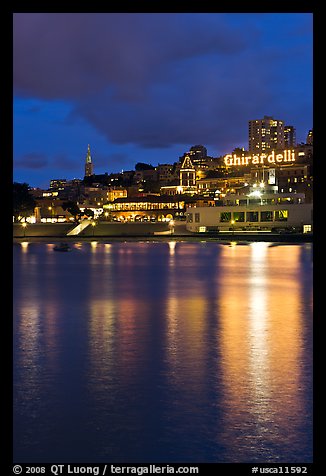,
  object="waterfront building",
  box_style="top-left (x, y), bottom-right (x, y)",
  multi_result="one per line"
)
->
top-left (196, 175), bottom-right (251, 197)
top-left (249, 116), bottom-right (285, 152)
top-left (34, 204), bottom-right (74, 223)
top-left (103, 195), bottom-right (189, 222)
top-left (84, 144), bottom-right (94, 177)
